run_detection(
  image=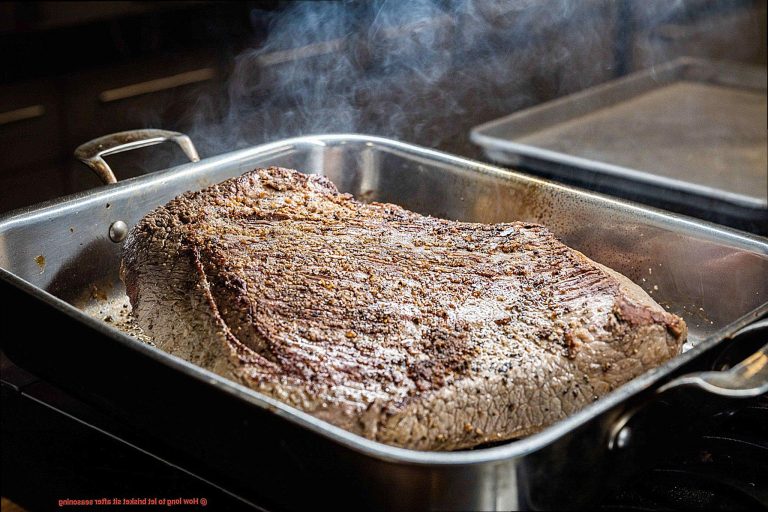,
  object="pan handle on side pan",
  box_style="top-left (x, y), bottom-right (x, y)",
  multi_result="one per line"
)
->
top-left (74, 129), bottom-right (200, 185)
top-left (609, 319), bottom-right (768, 453)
